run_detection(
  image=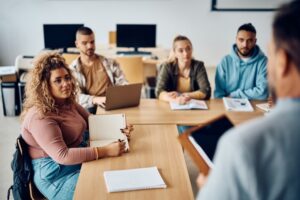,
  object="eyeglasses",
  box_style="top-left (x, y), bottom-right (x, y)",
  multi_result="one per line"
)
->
top-left (52, 76), bottom-right (72, 87)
